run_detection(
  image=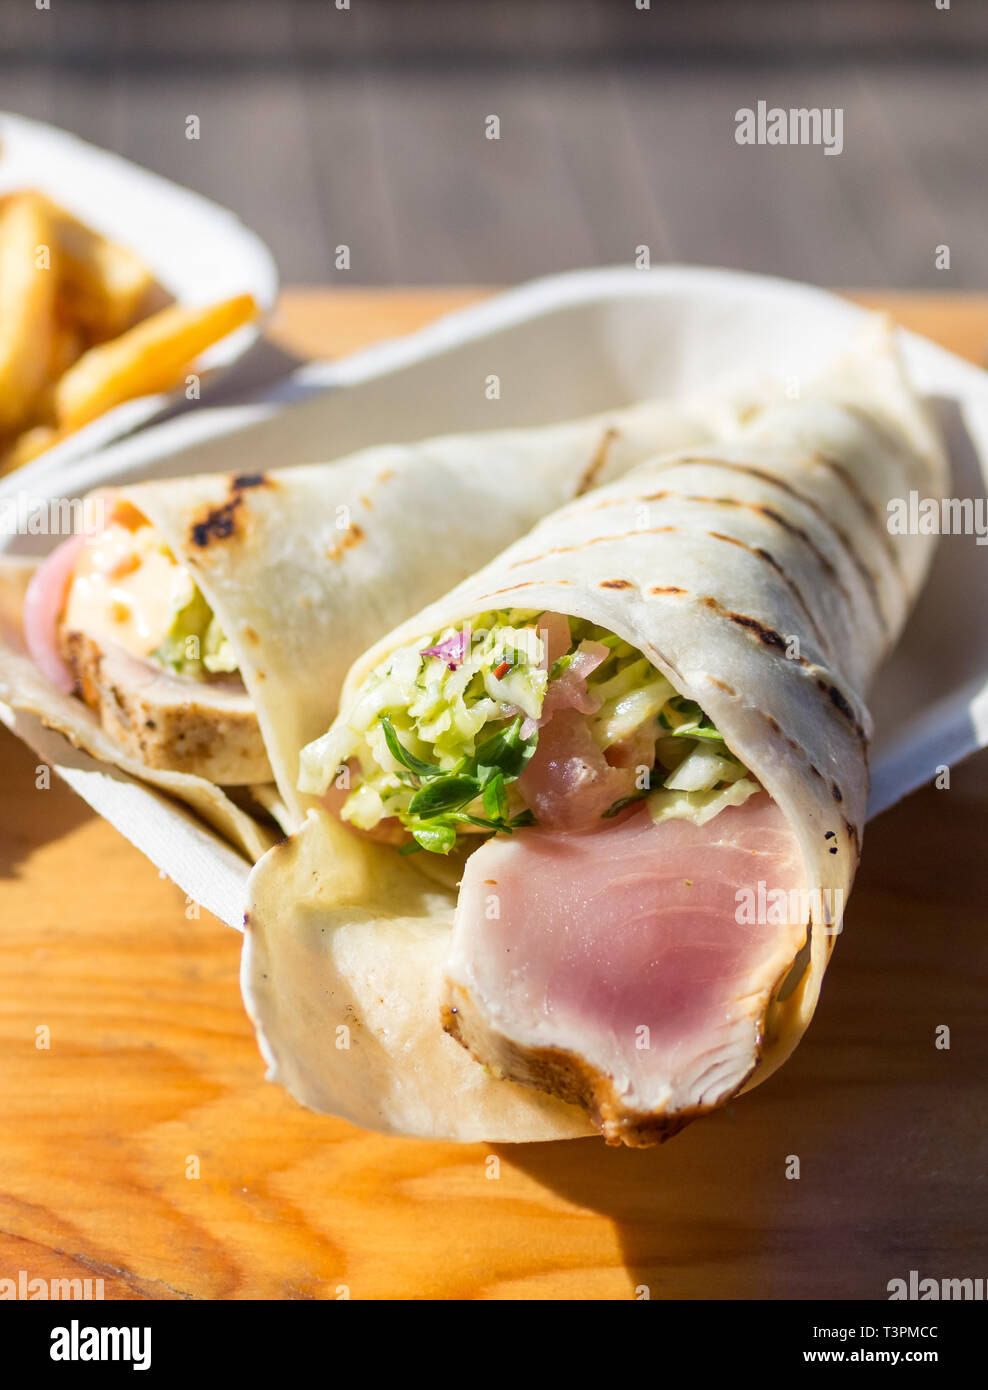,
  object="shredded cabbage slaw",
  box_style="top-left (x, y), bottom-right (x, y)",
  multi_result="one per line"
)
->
top-left (152, 574), bottom-right (238, 678)
top-left (299, 610), bottom-right (759, 853)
